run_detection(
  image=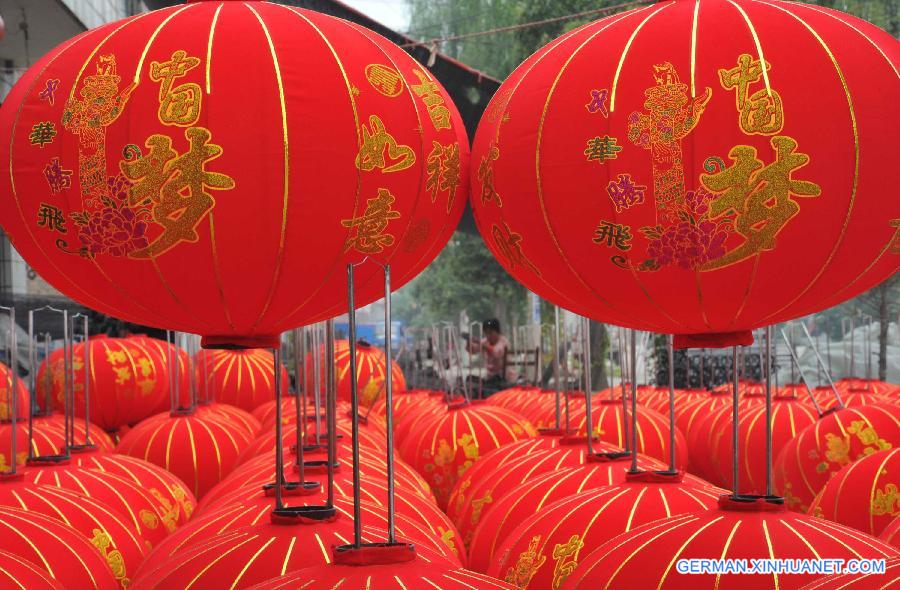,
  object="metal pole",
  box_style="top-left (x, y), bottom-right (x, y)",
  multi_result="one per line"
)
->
top-left (618, 327), bottom-right (630, 452)
top-left (325, 319), bottom-right (336, 510)
top-left (313, 324), bottom-right (323, 444)
top-left (630, 329), bottom-right (638, 472)
top-left (294, 328), bottom-right (306, 482)
top-left (780, 329), bottom-right (824, 417)
top-left (799, 322), bottom-right (844, 410)
top-left (765, 325), bottom-right (773, 497)
top-left (27, 312), bottom-right (34, 460)
top-left (383, 264), bottom-right (396, 544)
top-left (731, 346), bottom-right (740, 496)
top-left (1, 307), bottom-right (17, 474)
top-left (346, 264), bottom-right (362, 547)
top-left (274, 346), bottom-right (285, 511)
top-left (667, 334), bottom-right (676, 473)
top-left (581, 317), bottom-right (593, 455)
top-left (553, 306), bottom-right (561, 430)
